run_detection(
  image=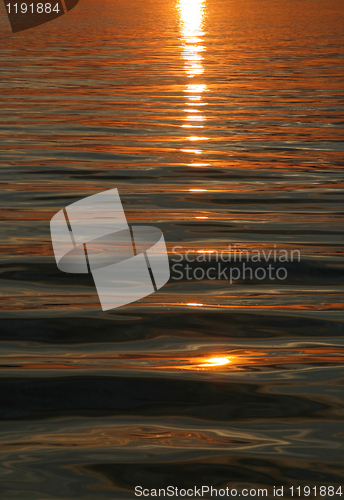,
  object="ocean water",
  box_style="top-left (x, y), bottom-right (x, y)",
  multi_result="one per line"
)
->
top-left (0, 0), bottom-right (343, 497)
